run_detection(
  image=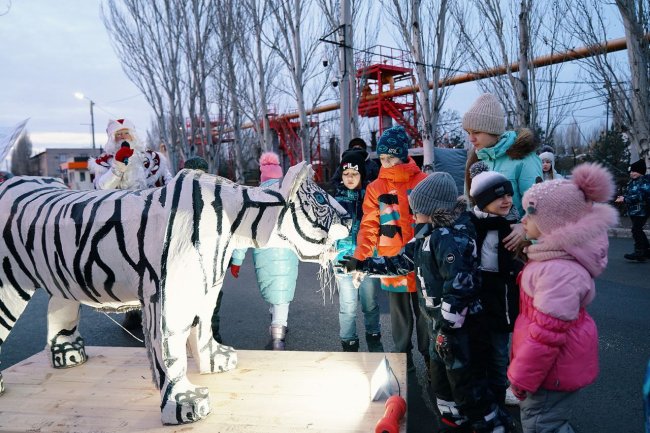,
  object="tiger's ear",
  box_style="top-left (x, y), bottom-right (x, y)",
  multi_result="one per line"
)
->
top-left (281, 162), bottom-right (313, 201)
